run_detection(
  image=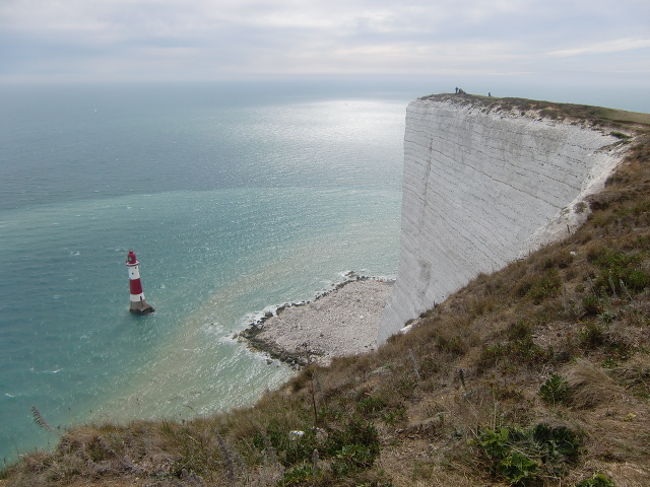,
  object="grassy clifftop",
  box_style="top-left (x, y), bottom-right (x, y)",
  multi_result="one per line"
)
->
top-left (4, 101), bottom-right (650, 487)
top-left (421, 92), bottom-right (650, 131)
